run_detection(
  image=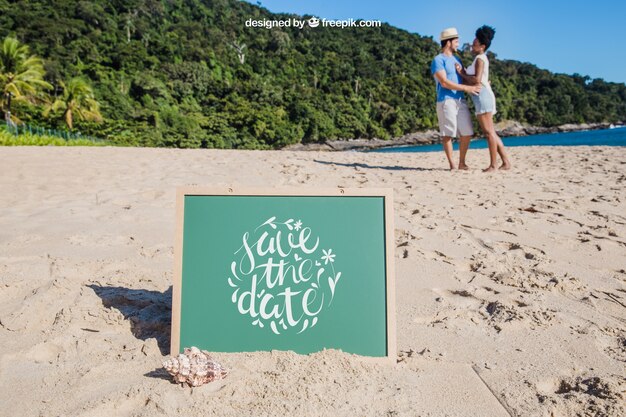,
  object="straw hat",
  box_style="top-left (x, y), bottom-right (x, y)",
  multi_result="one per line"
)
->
top-left (440, 27), bottom-right (459, 41)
